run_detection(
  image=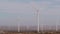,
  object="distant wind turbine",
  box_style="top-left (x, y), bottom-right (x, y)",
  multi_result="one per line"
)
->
top-left (56, 16), bottom-right (59, 31)
top-left (33, 7), bottom-right (40, 33)
top-left (36, 10), bottom-right (40, 33)
top-left (34, 8), bottom-right (40, 33)
top-left (17, 16), bottom-right (20, 32)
